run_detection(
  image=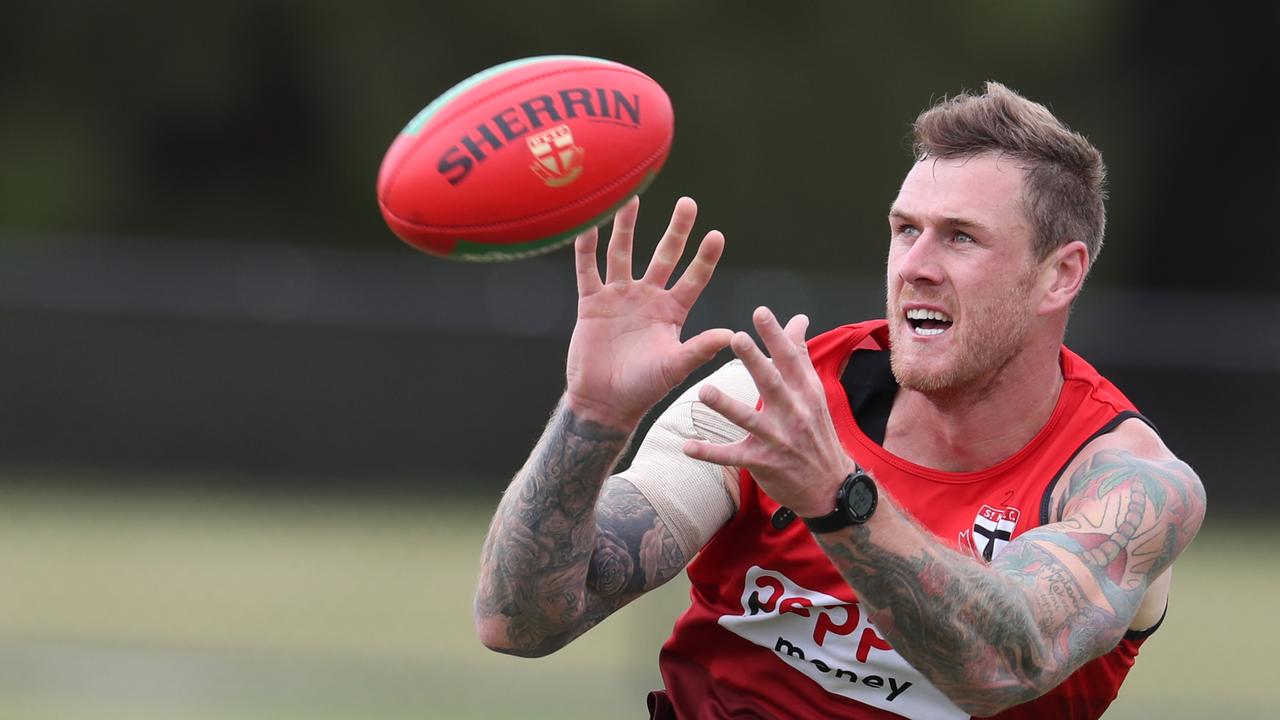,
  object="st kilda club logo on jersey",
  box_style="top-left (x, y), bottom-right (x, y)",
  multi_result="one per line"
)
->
top-left (436, 87), bottom-right (641, 186)
top-left (968, 504), bottom-right (1021, 562)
